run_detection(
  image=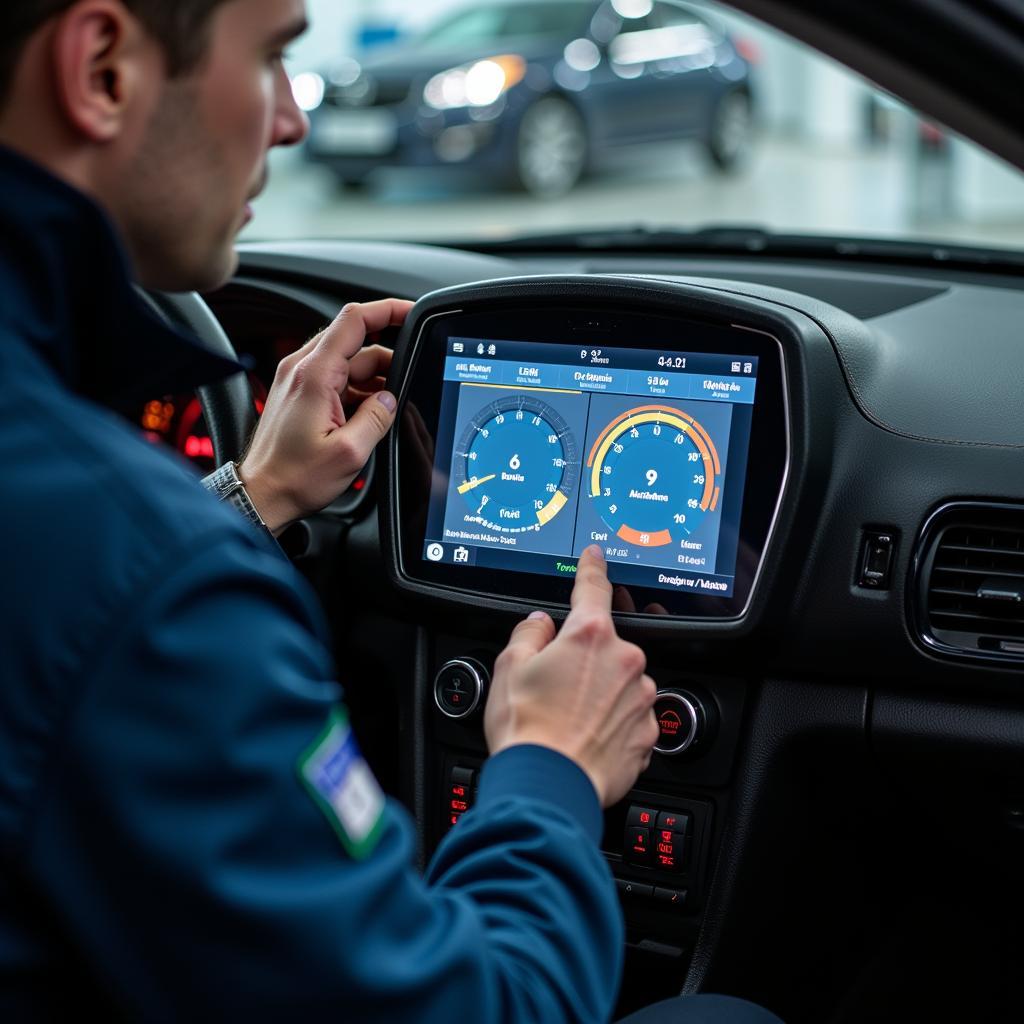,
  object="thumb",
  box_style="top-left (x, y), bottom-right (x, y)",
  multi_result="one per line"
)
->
top-left (334, 391), bottom-right (397, 466)
top-left (502, 611), bottom-right (557, 663)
